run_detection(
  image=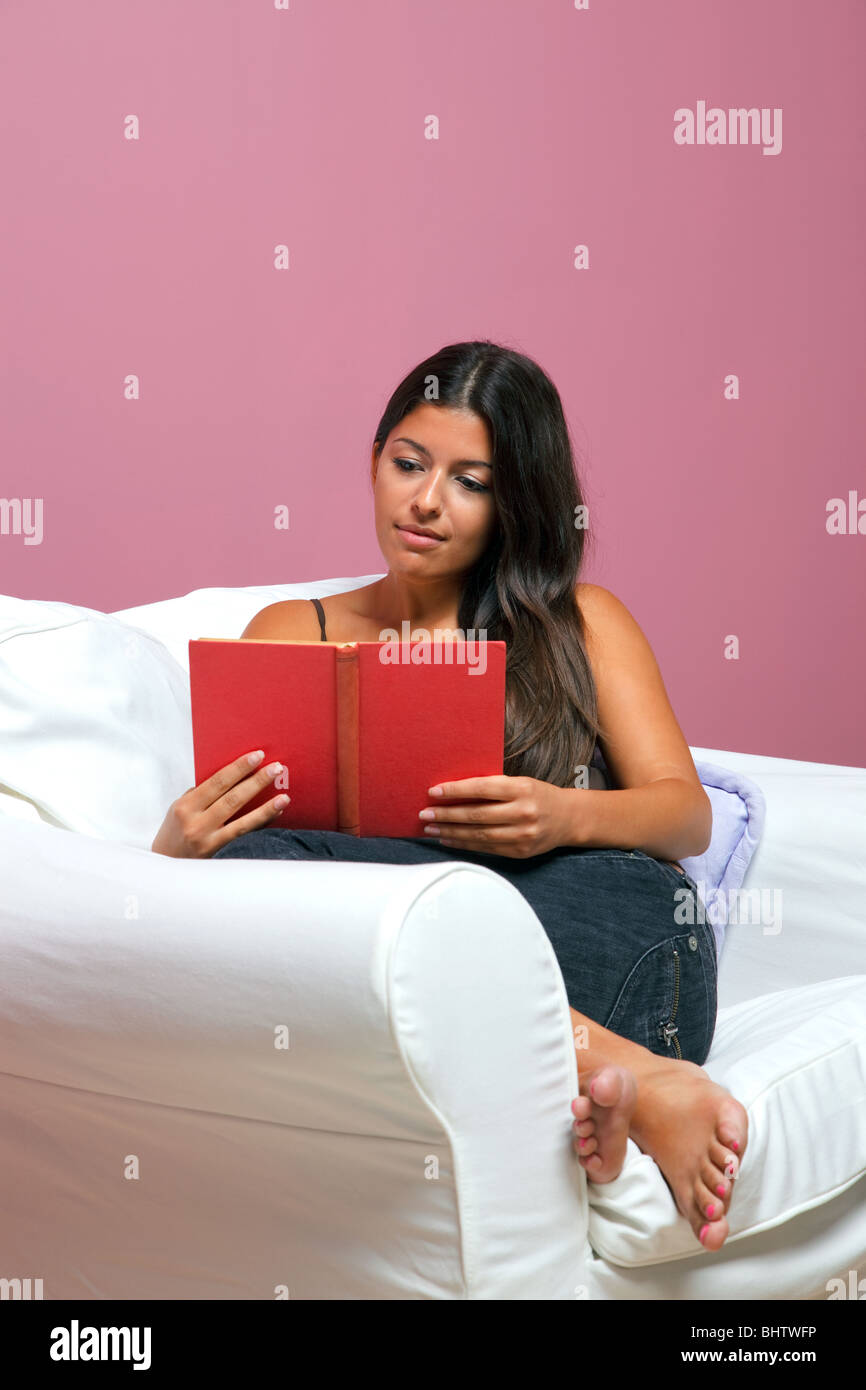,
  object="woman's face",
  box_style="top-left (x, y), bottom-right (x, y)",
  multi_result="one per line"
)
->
top-left (371, 404), bottom-right (497, 580)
